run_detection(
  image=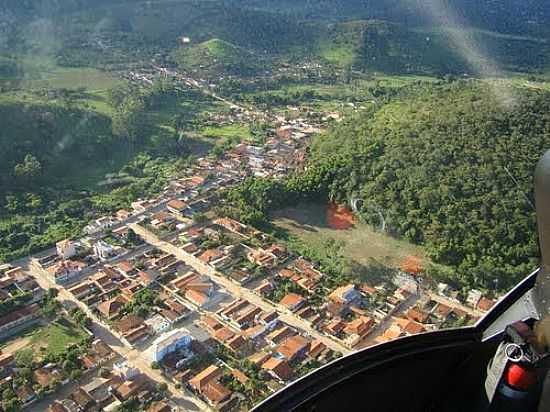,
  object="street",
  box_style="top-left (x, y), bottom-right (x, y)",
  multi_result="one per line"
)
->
top-left (20, 255), bottom-right (210, 412)
top-left (130, 223), bottom-right (351, 355)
